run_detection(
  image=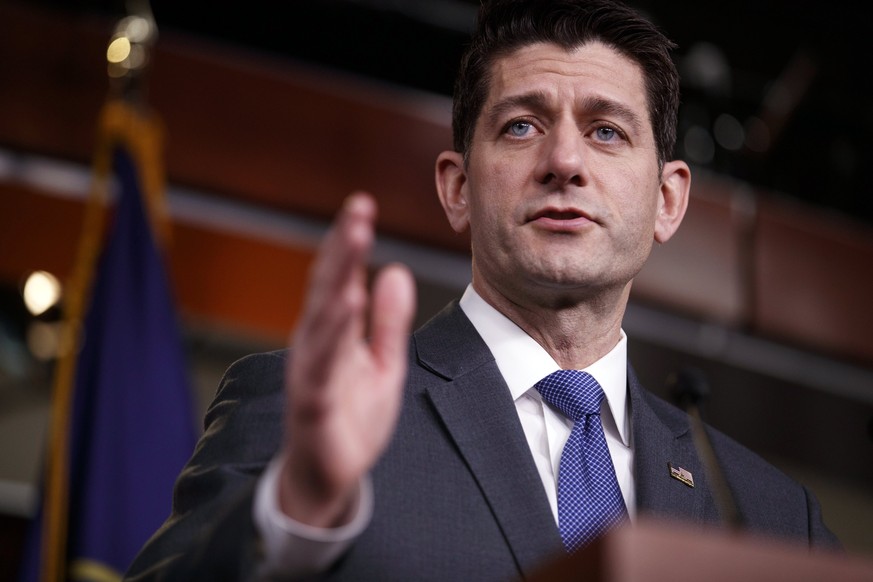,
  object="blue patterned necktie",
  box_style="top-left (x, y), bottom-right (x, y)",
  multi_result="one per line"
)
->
top-left (536, 369), bottom-right (628, 552)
